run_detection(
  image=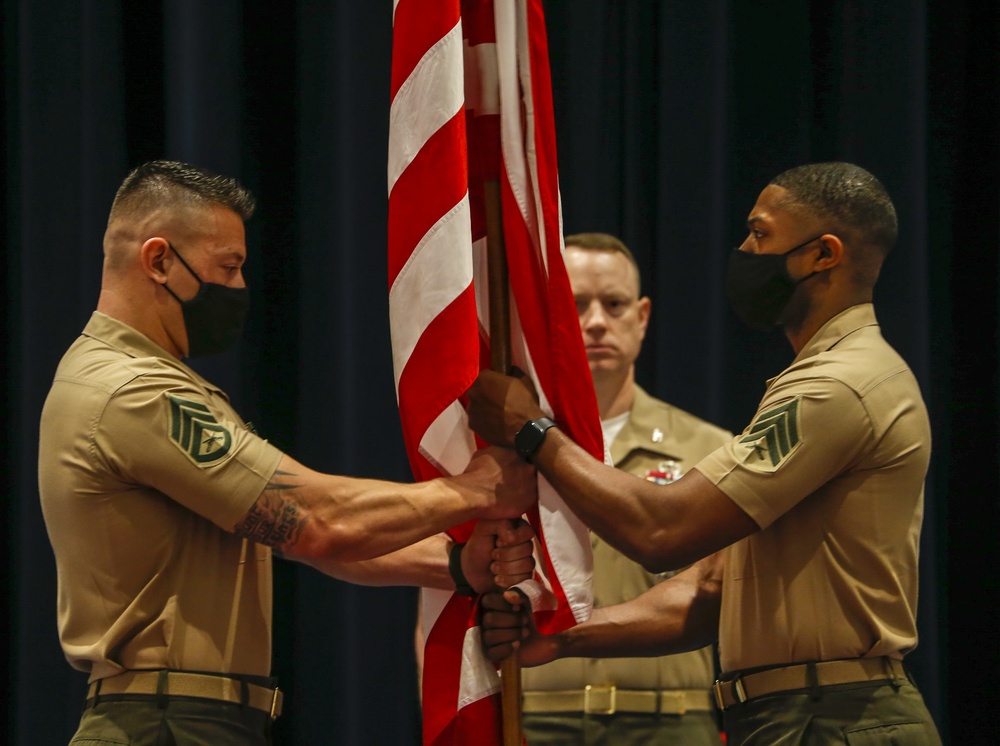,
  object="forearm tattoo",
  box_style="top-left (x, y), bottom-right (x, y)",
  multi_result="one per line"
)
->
top-left (235, 470), bottom-right (308, 551)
